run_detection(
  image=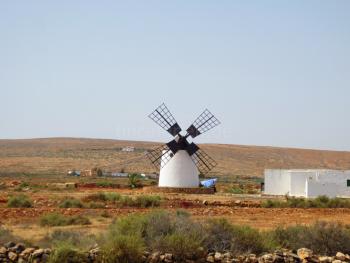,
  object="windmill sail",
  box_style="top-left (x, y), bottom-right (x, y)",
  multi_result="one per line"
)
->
top-left (186, 109), bottom-right (220, 138)
top-left (148, 103), bottom-right (182, 136)
top-left (190, 148), bottom-right (217, 174)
